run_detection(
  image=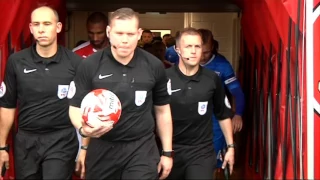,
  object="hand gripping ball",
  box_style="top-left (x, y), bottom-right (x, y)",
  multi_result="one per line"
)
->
top-left (80, 89), bottom-right (122, 128)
